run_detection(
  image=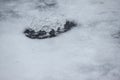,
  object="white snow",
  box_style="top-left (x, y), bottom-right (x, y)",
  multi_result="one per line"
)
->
top-left (0, 0), bottom-right (120, 80)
